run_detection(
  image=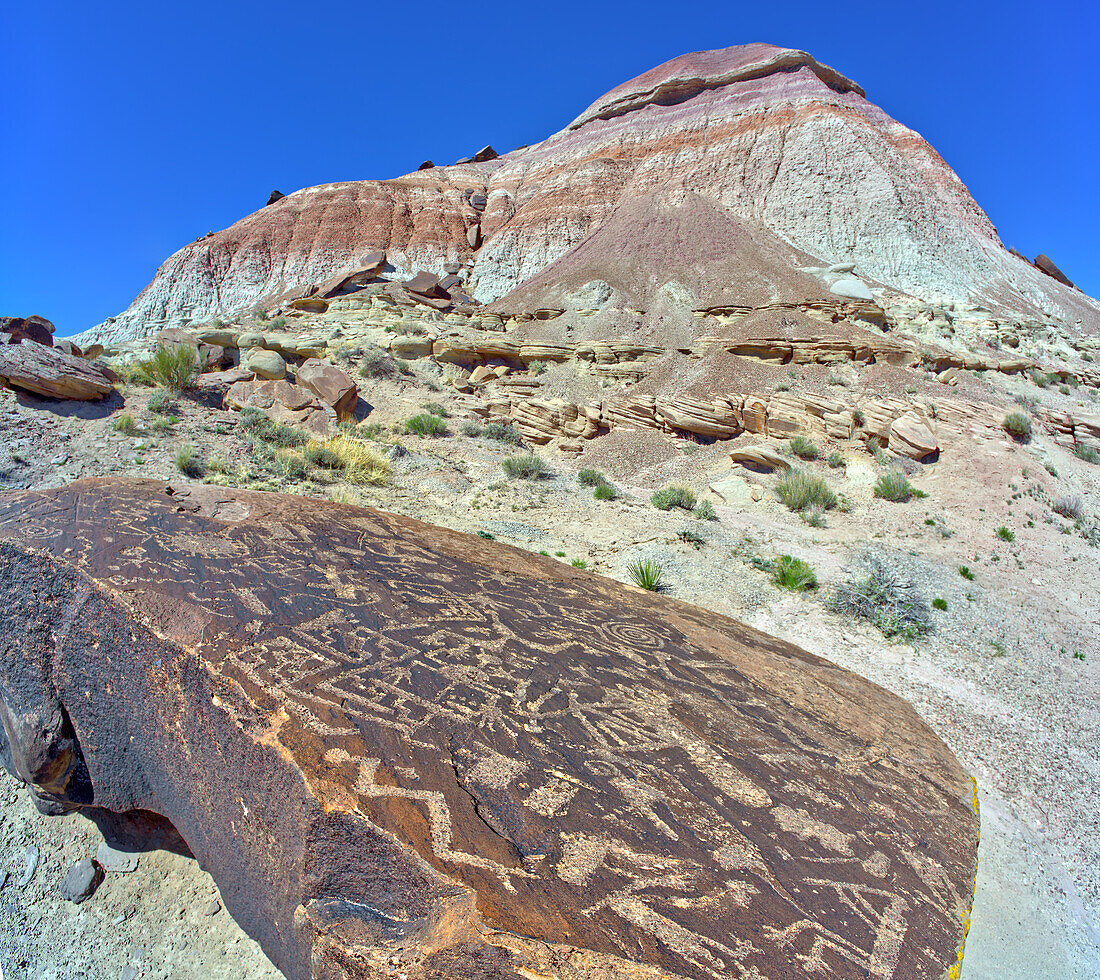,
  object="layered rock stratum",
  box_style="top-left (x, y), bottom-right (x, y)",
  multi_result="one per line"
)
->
top-left (0, 478), bottom-right (979, 980)
top-left (87, 43), bottom-right (1099, 345)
